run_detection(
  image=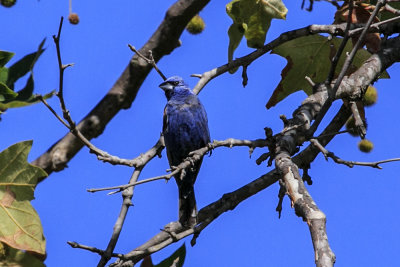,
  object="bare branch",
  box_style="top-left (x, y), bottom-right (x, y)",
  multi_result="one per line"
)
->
top-left (305, 76), bottom-right (316, 87)
top-left (349, 14), bottom-right (400, 36)
top-left (87, 138), bottom-right (270, 193)
top-left (276, 154), bottom-right (336, 267)
top-left (128, 44), bottom-right (167, 81)
top-left (310, 139), bottom-right (400, 169)
top-left (67, 241), bottom-right (123, 258)
top-left (38, 96), bottom-right (70, 129)
top-left (327, 0), bottom-right (353, 84)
